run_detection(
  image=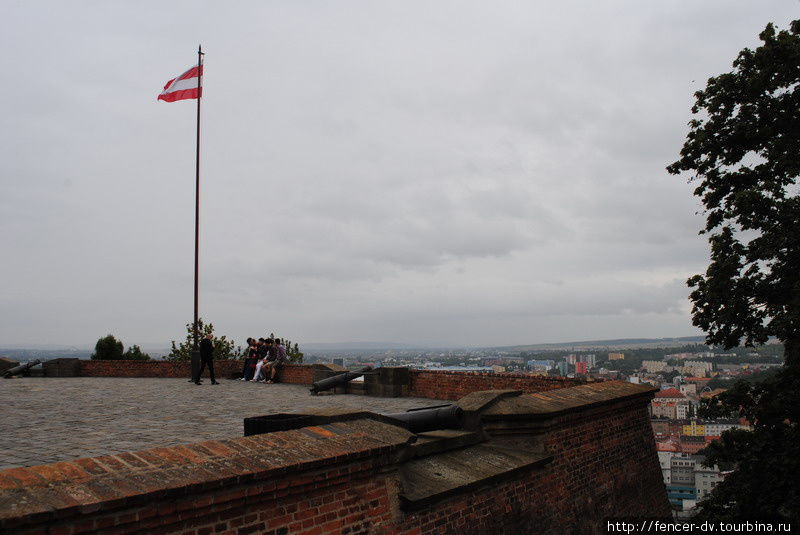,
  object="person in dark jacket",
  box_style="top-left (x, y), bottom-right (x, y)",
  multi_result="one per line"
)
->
top-left (241, 338), bottom-right (257, 380)
top-left (196, 333), bottom-right (219, 385)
